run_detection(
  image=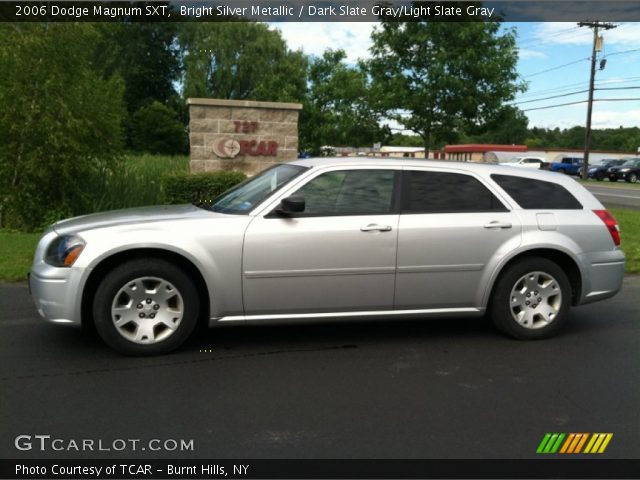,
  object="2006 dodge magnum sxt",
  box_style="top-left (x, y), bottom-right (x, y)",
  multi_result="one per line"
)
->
top-left (29, 158), bottom-right (625, 355)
